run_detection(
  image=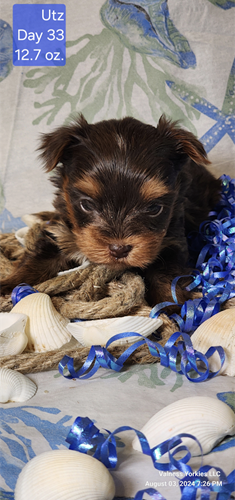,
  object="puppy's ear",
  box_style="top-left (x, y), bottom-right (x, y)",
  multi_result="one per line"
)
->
top-left (157, 115), bottom-right (210, 166)
top-left (38, 114), bottom-right (88, 172)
